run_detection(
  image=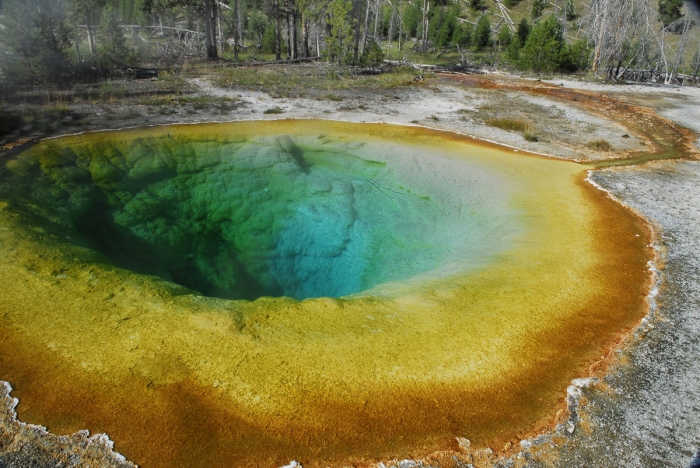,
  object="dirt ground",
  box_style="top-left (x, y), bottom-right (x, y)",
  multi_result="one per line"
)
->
top-left (4, 66), bottom-right (698, 164)
top-left (1, 67), bottom-right (700, 468)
